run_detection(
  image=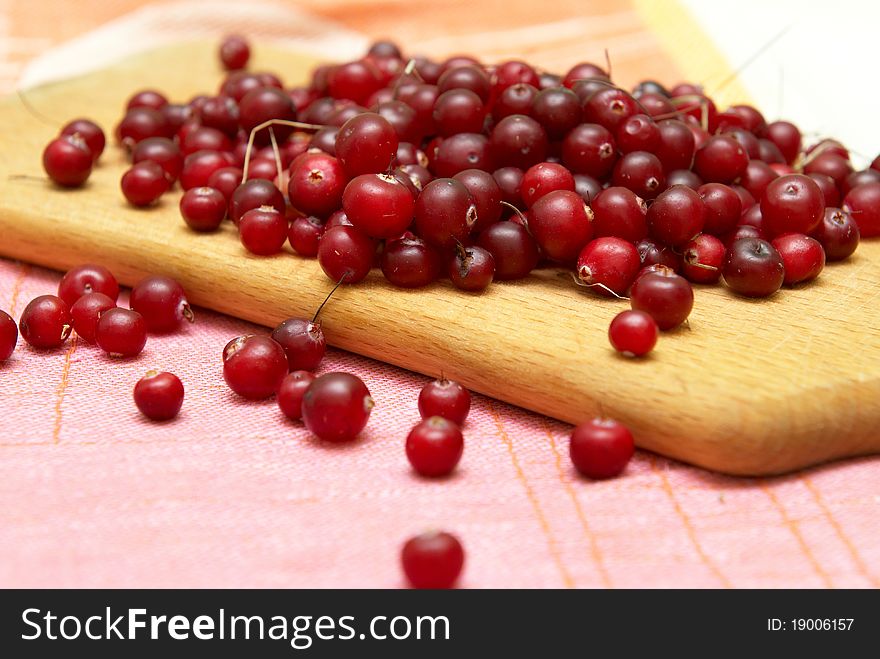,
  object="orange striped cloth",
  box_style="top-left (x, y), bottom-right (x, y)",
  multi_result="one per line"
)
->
top-left (0, 0), bottom-right (877, 588)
